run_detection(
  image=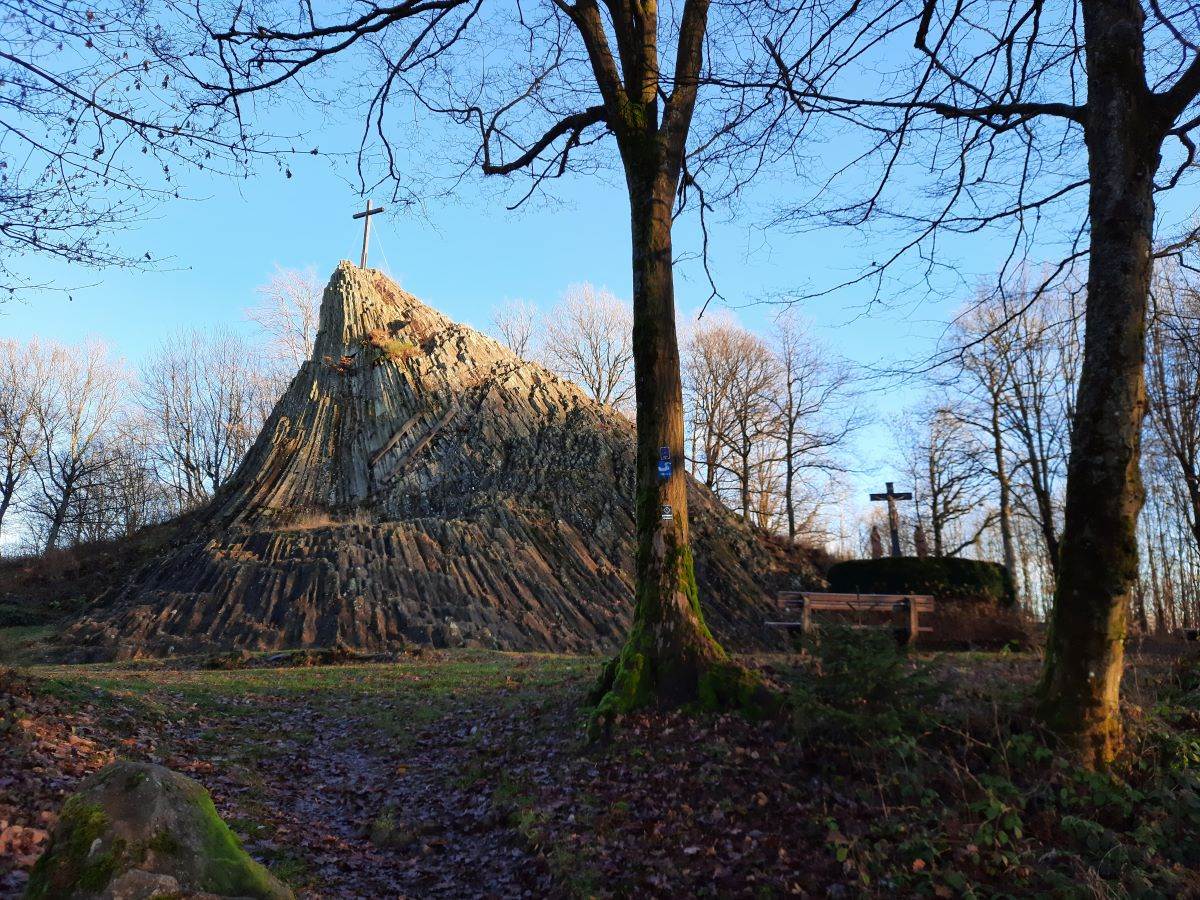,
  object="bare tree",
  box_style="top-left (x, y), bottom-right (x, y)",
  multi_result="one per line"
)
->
top-left (682, 314), bottom-right (857, 541)
top-left (767, 313), bottom-right (859, 544)
top-left (27, 340), bottom-right (126, 551)
top-left (1140, 425), bottom-right (1200, 635)
top-left (0, 340), bottom-right (44, 541)
top-left (63, 416), bottom-right (172, 545)
top-left (895, 402), bottom-right (989, 558)
top-left (1146, 263), bottom-right (1200, 559)
top-left (543, 285), bottom-right (634, 409)
top-left (489, 300), bottom-right (541, 361)
top-left (1001, 292), bottom-right (1079, 577)
top-left (247, 266), bottom-right (322, 382)
top-left (683, 316), bottom-right (740, 494)
top-left (140, 328), bottom-right (270, 510)
top-left (746, 439), bottom-right (785, 531)
top-left (713, 328), bottom-right (777, 524)
top-left (0, 0), bottom-right (291, 291)
top-left (768, 0), bottom-right (1200, 763)
top-left (949, 296), bottom-right (1022, 582)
